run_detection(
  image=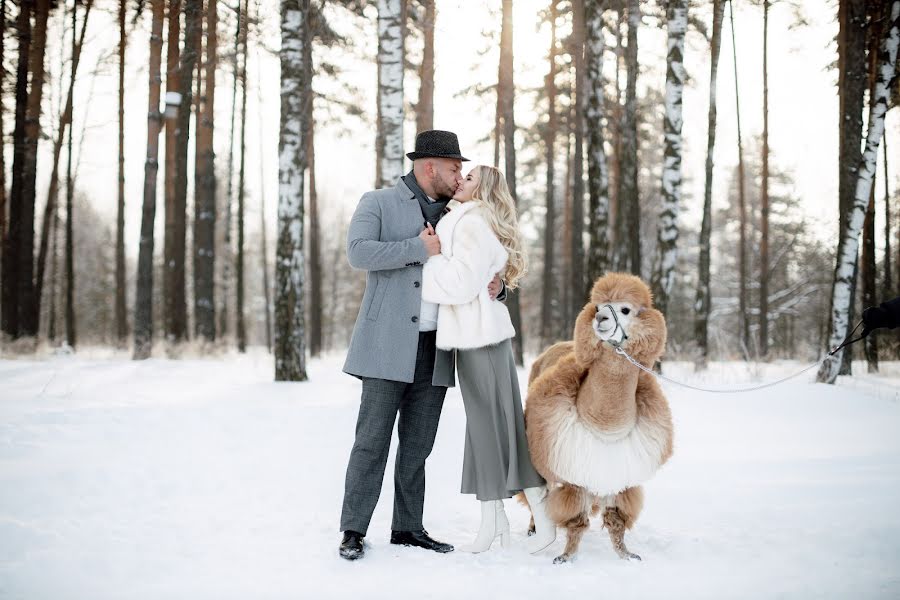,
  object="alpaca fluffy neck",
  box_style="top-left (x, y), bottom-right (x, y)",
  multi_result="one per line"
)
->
top-left (574, 353), bottom-right (638, 437)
